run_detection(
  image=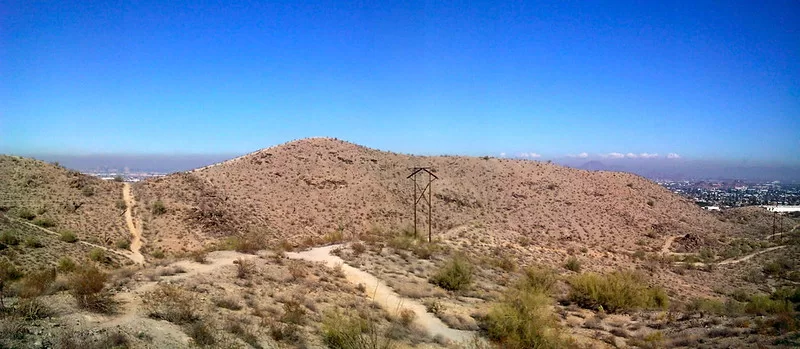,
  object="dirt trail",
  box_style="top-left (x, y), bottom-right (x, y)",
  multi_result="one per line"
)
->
top-left (122, 183), bottom-right (145, 265)
top-left (764, 223), bottom-right (800, 240)
top-left (14, 218), bottom-right (136, 262)
top-left (717, 245), bottom-right (787, 266)
top-left (661, 235), bottom-right (679, 254)
top-left (287, 244), bottom-right (474, 345)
